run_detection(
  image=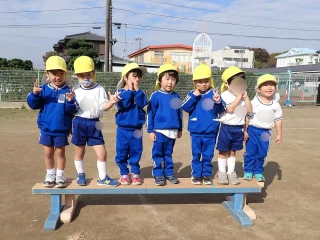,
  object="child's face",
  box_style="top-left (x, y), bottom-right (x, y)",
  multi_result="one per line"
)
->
top-left (228, 78), bottom-right (247, 94)
top-left (194, 78), bottom-right (210, 92)
top-left (76, 71), bottom-right (95, 88)
top-left (125, 72), bottom-right (141, 86)
top-left (258, 81), bottom-right (276, 98)
top-left (160, 73), bottom-right (177, 92)
top-left (47, 70), bottom-right (66, 87)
